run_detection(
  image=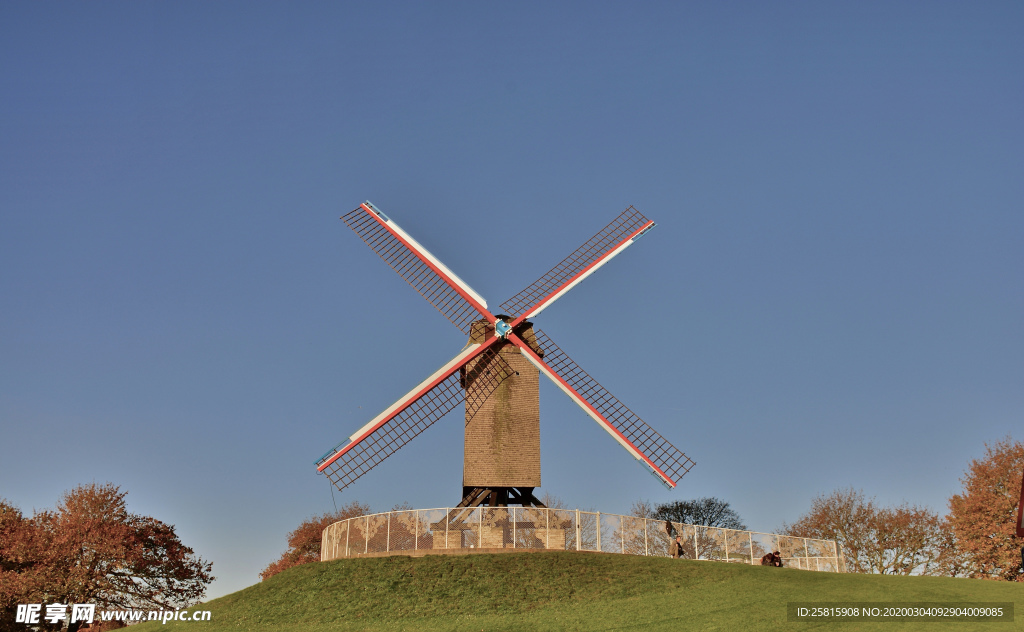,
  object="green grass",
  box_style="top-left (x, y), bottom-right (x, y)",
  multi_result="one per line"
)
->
top-left (134, 552), bottom-right (1022, 631)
